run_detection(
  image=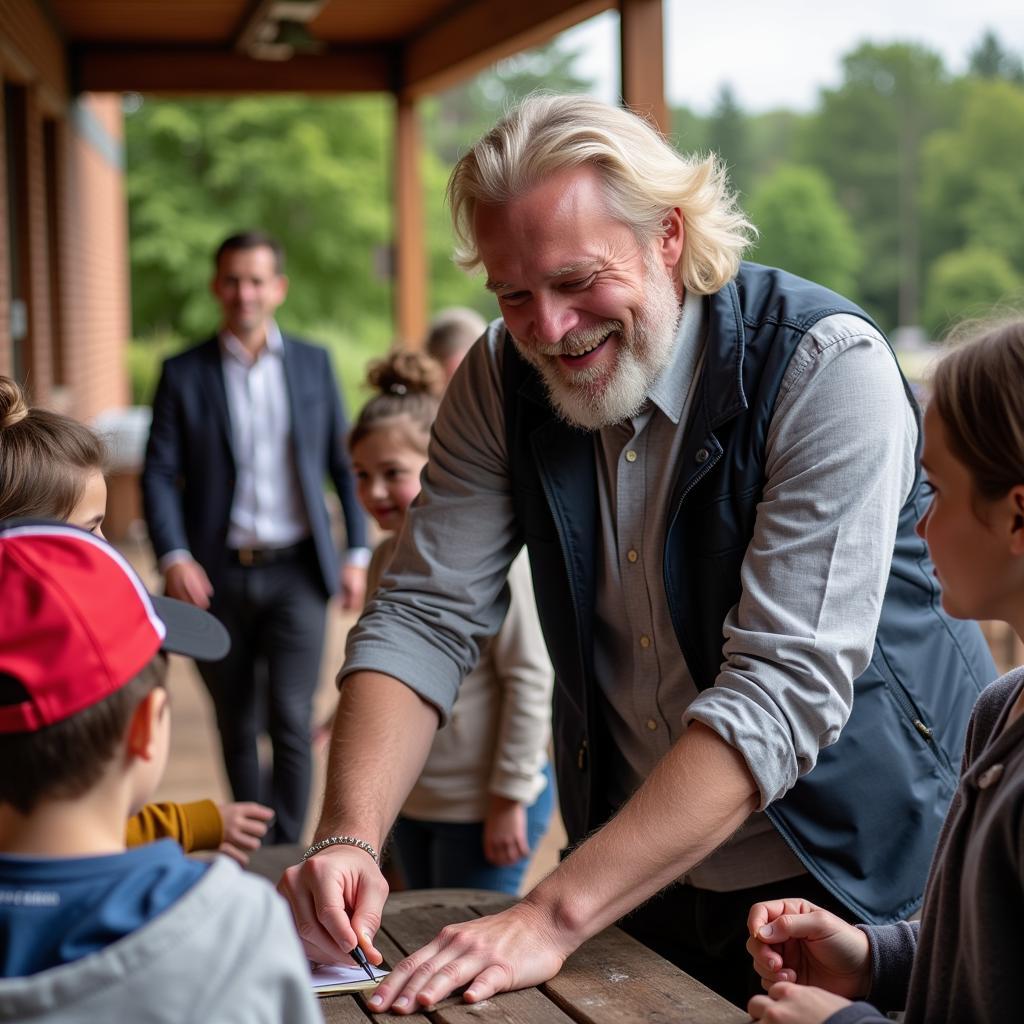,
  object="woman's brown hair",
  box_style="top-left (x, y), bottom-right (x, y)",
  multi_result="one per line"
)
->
top-left (349, 349), bottom-right (446, 455)
top-left (930, 319), bottom-right (1024, 501)
top-left (0, 376), bottom-right (106, 521)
